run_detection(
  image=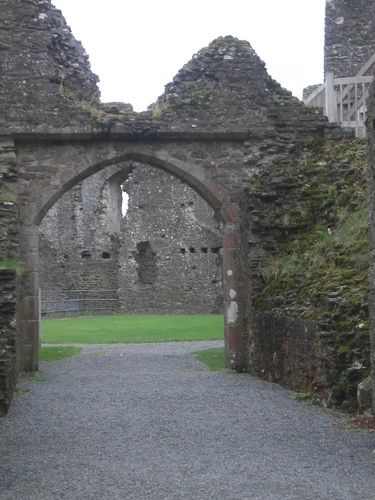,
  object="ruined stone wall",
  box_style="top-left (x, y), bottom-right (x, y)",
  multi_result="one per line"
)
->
top-left (39, 165), bottom-right (125, 307)
top-left (119, 166), bottom-right (223, 314)
top-left (366, 77), bottom-right (375, 414)
top-left (242, 133), bottom-right (370, 407)
top-left (0, 0), bottom-right (100, 130)
top-left (39, 163), bottom-right (223, 315)
top-left (0, 269), bottom-right (17, 416)
top-left (325, 0), bottom-right (375, 77)
top-left (2, 0), bottom-right (370, 414)
top-left (0, 136), bottom-right (18, 416)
